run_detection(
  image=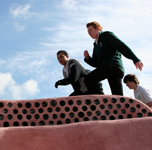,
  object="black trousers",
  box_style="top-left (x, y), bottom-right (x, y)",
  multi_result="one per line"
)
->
top-left (69, 90), bottom-right (89, 96)
top-left (84, 65), bottom-right (124, 96)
